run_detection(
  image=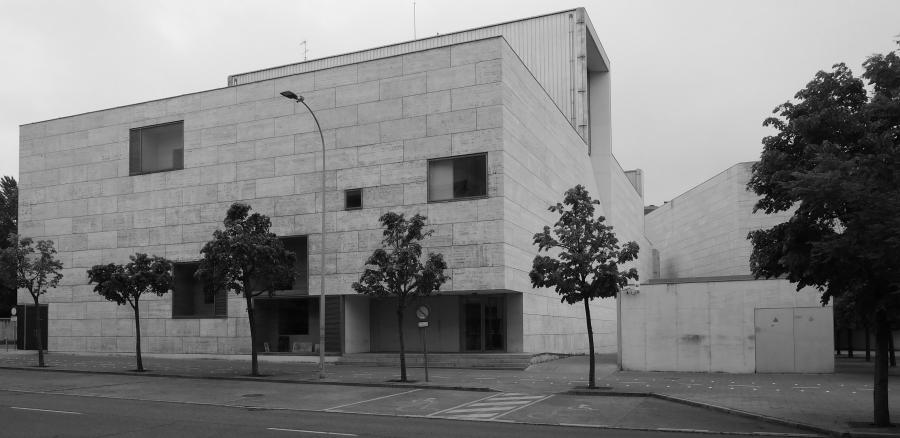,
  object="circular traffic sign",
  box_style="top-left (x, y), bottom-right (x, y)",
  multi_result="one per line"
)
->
top-left (415, 305), bottom-right (430, 321)
top-left (9, 308), bottom-right (16, 316)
